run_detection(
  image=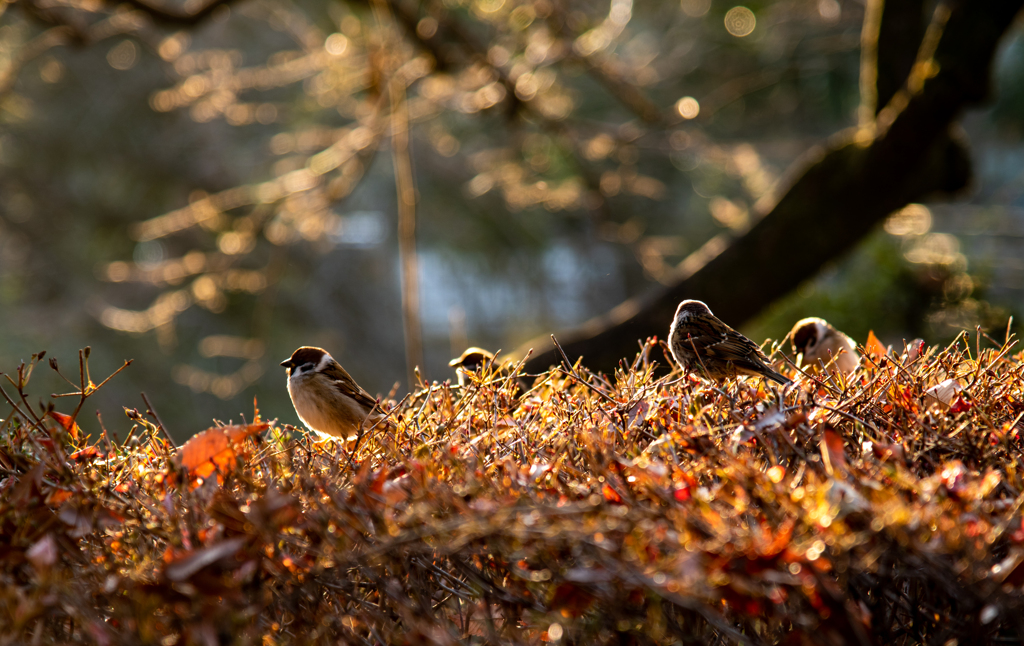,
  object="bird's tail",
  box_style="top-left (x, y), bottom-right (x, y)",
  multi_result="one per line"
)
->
top-left (764, 367), bottom-right (791, 386)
